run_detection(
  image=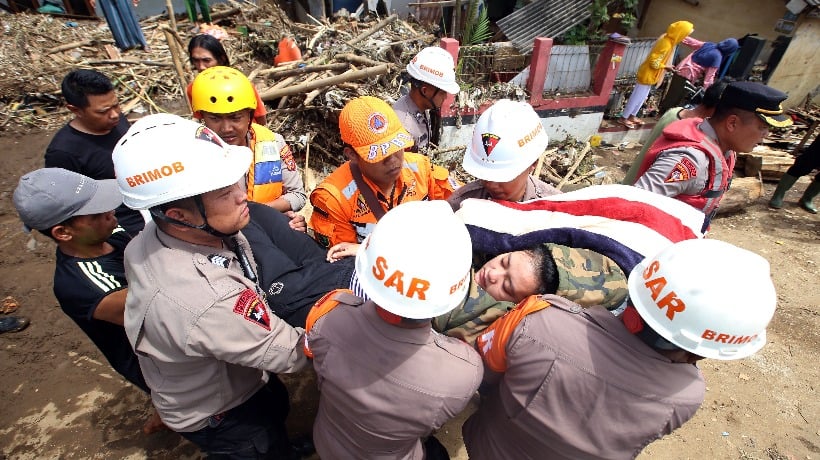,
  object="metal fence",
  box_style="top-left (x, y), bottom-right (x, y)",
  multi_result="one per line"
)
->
top-left (455, 37), bottom-right (657, 95)
top-left (614, 38), bottom-right (656, 83)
